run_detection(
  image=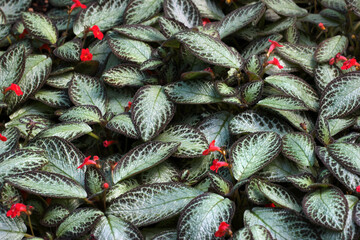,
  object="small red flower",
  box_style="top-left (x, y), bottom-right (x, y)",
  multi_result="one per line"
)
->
top-left (268, 57), bottom-right (284, 69)
top-left (71, 0), bottom-right (86, 10)
top-left (103, 140), bottom-right (116, 148)
top-left (6, 203), bottom-right (31, 218)
top-left (77, 155), bottom-right (99, 169)
top-left (267, 40), bottom-right (283, 57)
top-left (80, 48), bottom-right (93, 61)
top-left (39, 44), bottom-right (51, 53)
top-left (89, 25), bottom-right (104, 40)
top-left (356, 186), bottom-right (360, 193)
top-left (204, 67), bottom-right (213, 74)
top-left (4, 83), bottom-right (23, 96)
top-left (202, 140), bottom-right (221, 155)
top-left (0, 133), bottom-right (7, 142)
top-left (202, 18), bottom-right (211, 26)
top-left (103, 183), bottom-right (109, 189)
top-left (210, 159), bottom-right (229, 173)
top-left (318, 22), bottom-right (326, 31)
top-left (265, 203), bottom-right (276, 208)
top-left (214, 222), bottom-right (230, 238)
top-left (329, 53), bottom-right (347, 65)
top-left (341, 58), bottom-right (360, 70)
top-left (127, 101), bottom-right (132, 109)
top-left (19, 29), bottom-right (28, 39)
